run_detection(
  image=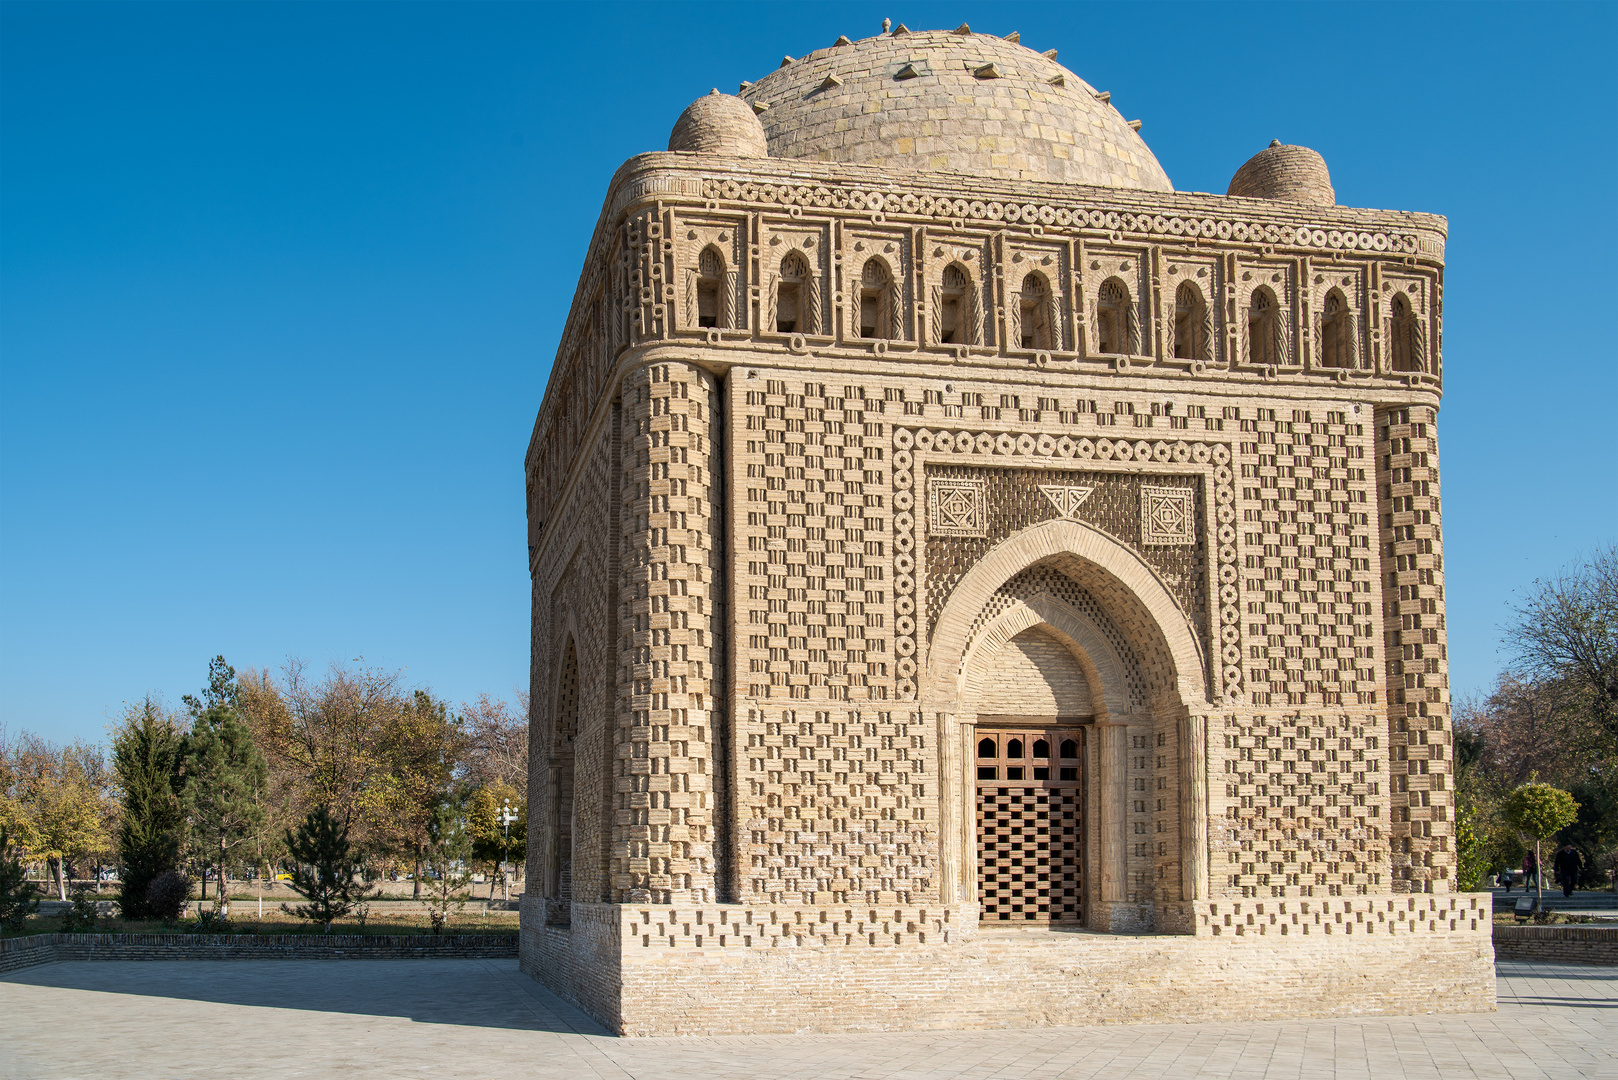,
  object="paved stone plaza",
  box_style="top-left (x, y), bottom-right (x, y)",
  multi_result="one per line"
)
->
top-left (2, 958), bottom-right (1612, 1079)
